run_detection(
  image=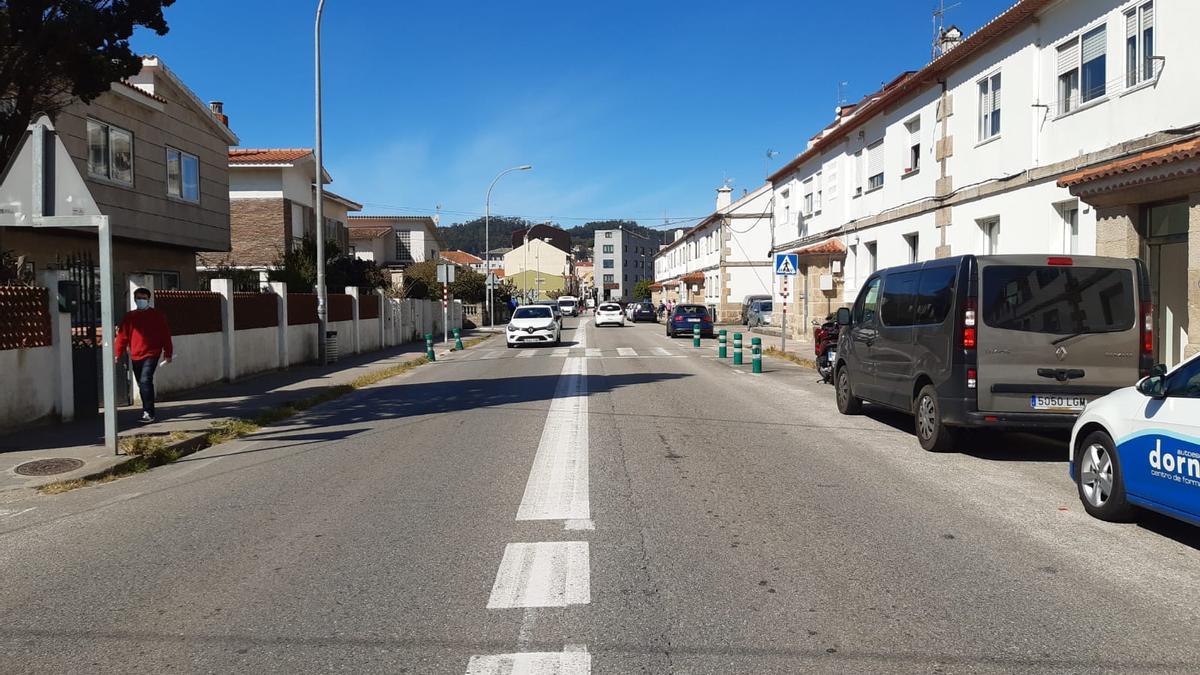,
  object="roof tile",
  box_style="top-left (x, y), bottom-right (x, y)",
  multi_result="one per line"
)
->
top-left (1058, 137), bottom-right (1200, 187)
top-left (229, 148), bottom-right (313, 164)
